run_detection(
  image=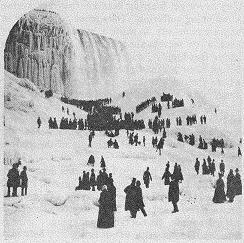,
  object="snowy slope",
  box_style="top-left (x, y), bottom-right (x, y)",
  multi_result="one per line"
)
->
top-left (3, 71), bottom-right (242, 241)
